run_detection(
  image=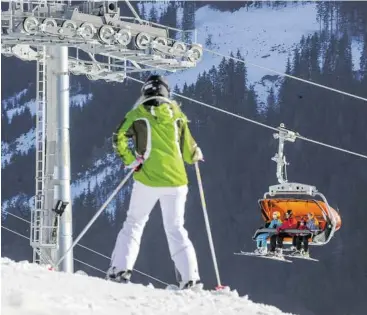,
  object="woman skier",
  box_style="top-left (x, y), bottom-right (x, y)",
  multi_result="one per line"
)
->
top-left (107, 75), bottom-right (203, 290)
